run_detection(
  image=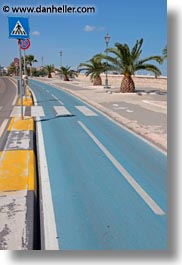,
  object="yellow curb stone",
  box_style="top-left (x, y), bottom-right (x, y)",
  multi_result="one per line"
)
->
top-left (26, 90), bottom-right (32, 97)
top-left (0, 150), bottom-right (35, 192)
top-left (18, 97), bottom-right (33, 106)
top-left (8, 117), bottom-right (34, 131)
